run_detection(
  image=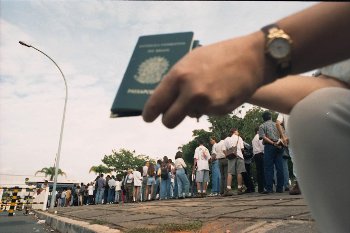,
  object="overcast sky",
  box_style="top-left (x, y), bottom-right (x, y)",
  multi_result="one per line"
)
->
top-left (0, 1), bottom-right (317, 184)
